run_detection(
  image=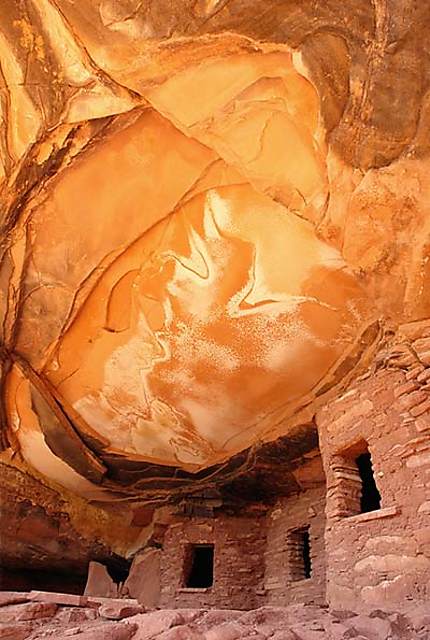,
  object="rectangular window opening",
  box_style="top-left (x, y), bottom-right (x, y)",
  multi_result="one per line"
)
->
top-left (355, 450), bottom-right (381, 513)
top-left (333, 440), bottom-right (381, 518)
top-left (288, 525), bottom-right (312, 581)
top-left (183, 544), bottom-right (214, 588)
